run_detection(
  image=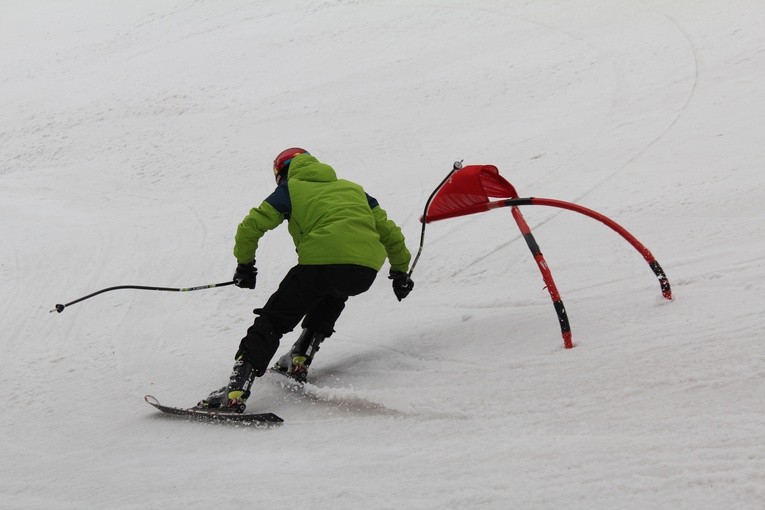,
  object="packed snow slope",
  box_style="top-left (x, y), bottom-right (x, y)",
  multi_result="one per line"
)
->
top-left (2, 1), bottom-right (764, 508)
